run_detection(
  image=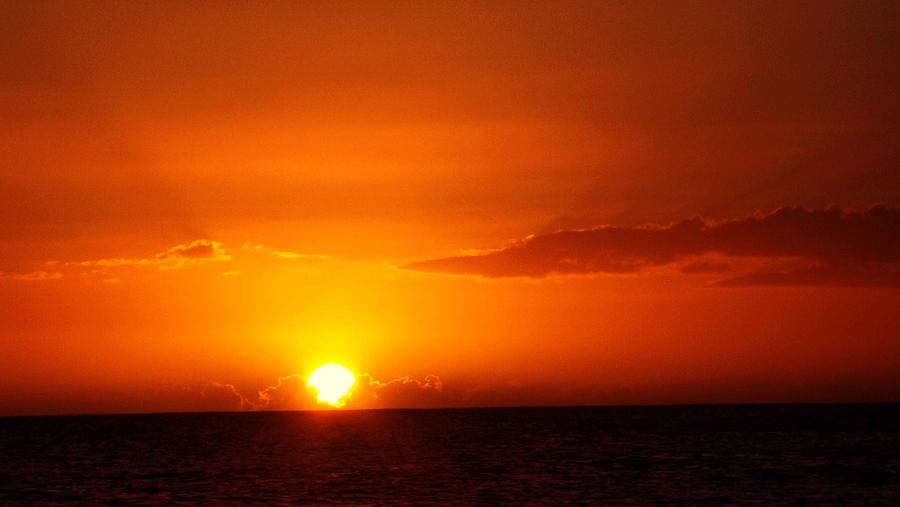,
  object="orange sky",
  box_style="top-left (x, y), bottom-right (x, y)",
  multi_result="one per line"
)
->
top-left (2, 0), bottom-right (899, 415)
